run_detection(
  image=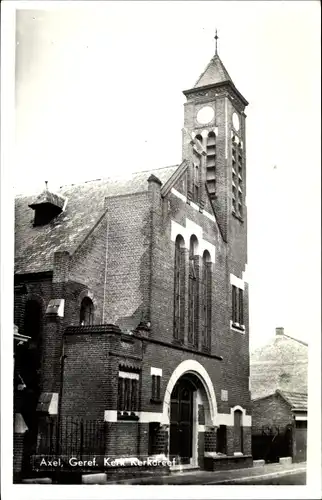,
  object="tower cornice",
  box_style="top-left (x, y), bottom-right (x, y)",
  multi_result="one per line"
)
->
top-left (183, 80), bottom-right (248, 107)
